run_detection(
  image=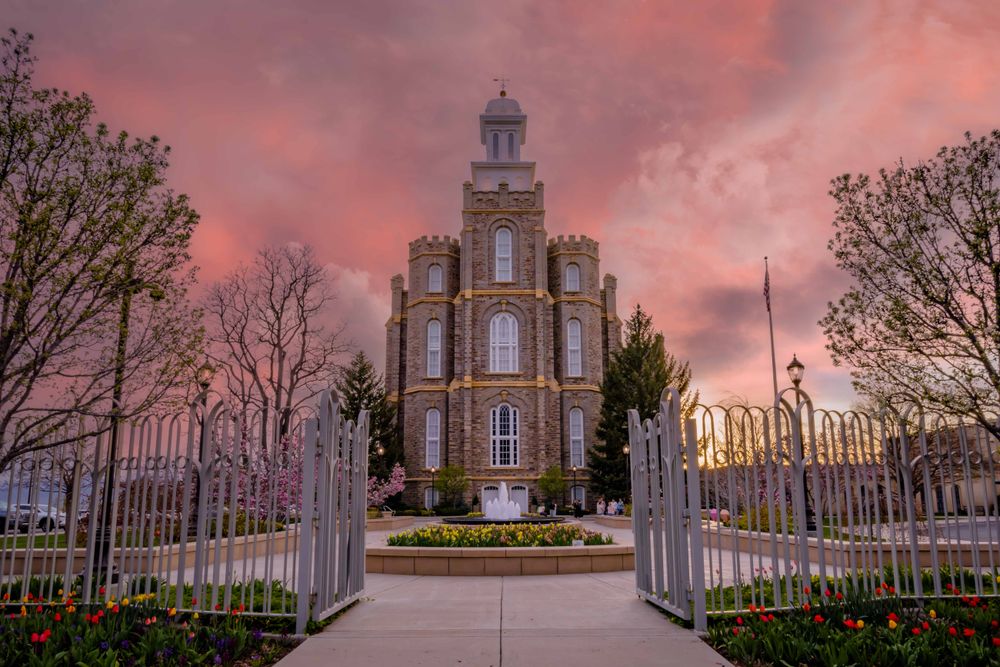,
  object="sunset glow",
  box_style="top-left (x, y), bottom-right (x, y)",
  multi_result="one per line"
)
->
top-left (9, 1), bottom-right (1000, 407)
